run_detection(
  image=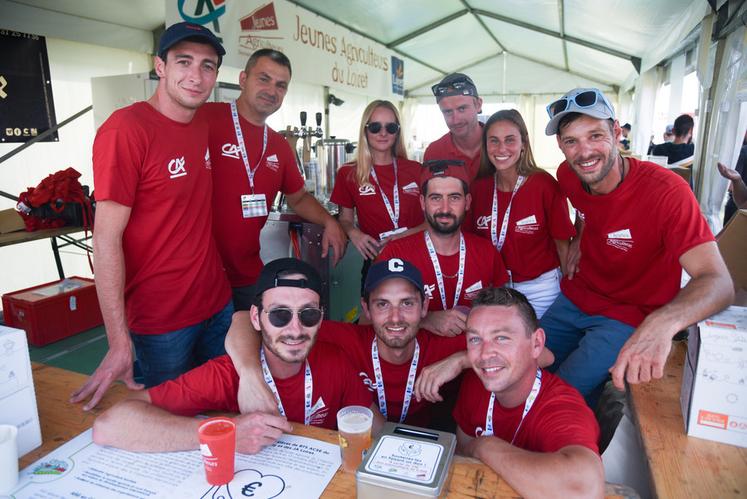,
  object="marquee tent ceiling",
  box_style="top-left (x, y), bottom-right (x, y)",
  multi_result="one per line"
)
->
top-left (4, 0), bottom-right (710, 97)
